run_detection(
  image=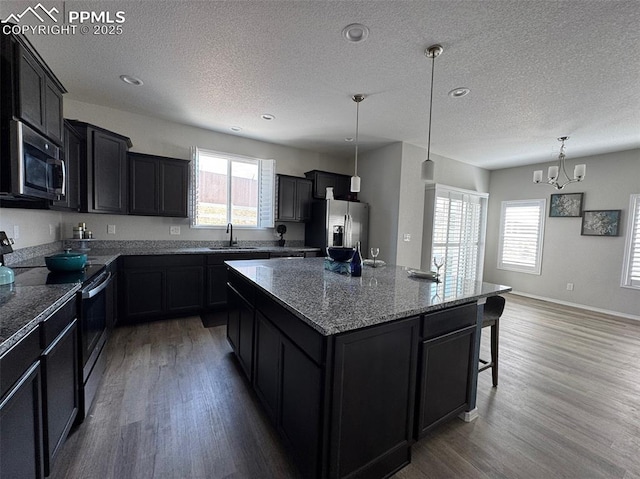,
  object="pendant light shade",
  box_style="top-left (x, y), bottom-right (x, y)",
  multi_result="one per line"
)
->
top-left (421, 44), bottom-right (443, 182)
top-left (350, 94), bottom-right (365, 193)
